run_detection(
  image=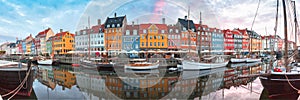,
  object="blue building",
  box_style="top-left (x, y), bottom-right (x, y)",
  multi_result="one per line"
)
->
top-left (211, 28), bottom-right (224, 55)
top-left (122, 24), bottom-right (139, 52)
top-left (22, 41), bottom-right (26, 54)
top-left (30, 40), bottom-right (35, 54)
